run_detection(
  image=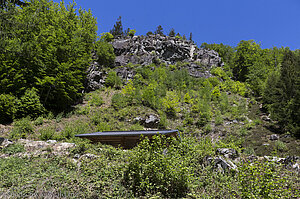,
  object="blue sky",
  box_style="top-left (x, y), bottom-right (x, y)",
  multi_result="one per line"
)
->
top-left (54, 0), bottom-right (300, 49)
